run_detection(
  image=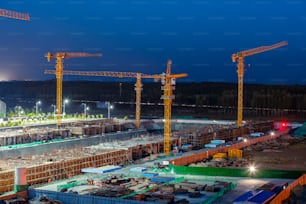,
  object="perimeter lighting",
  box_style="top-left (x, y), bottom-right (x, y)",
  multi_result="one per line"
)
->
top-left (249, 165), bottom-right (256, 173)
